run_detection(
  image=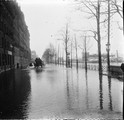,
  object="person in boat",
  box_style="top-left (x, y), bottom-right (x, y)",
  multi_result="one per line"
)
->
top-left (35, 57), bottom-right (43, 68)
